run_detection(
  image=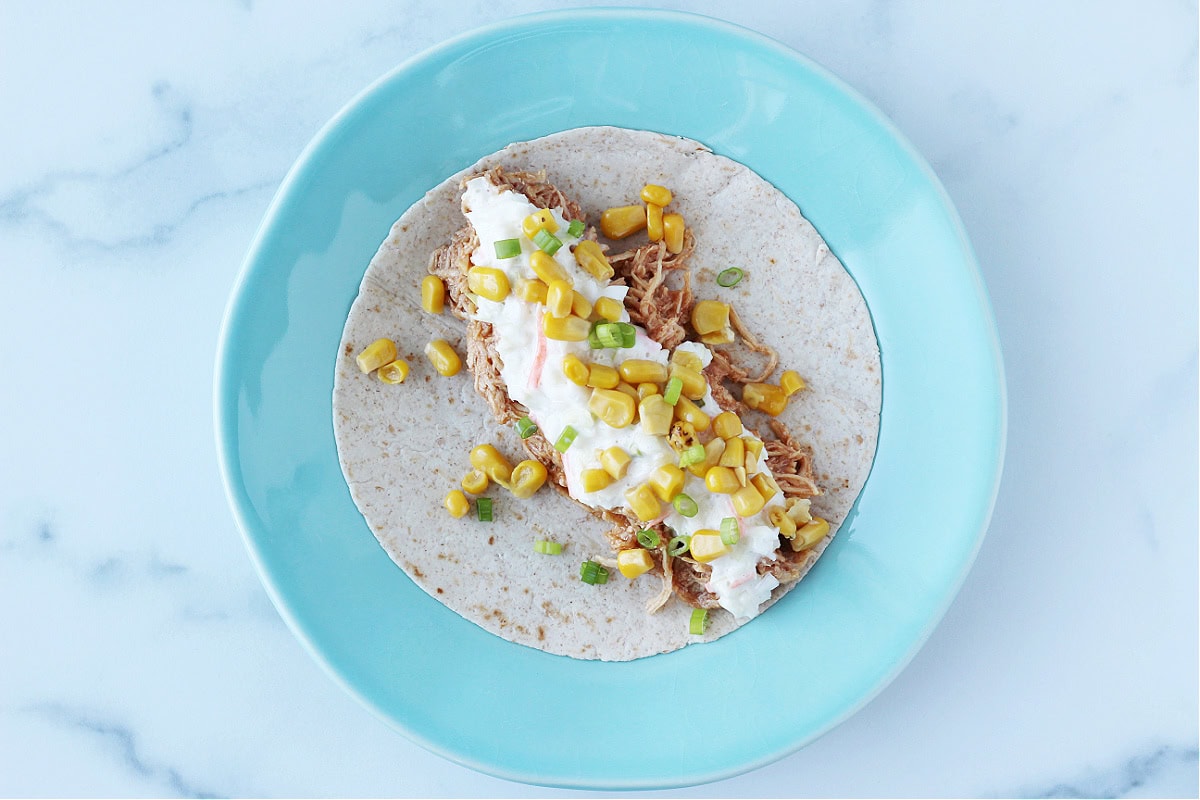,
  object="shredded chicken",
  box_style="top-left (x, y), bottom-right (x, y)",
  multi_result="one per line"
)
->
top-left (608, 235), bottom-right (695, 349)
top-left (765, 421), bottom-right (821, 499)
